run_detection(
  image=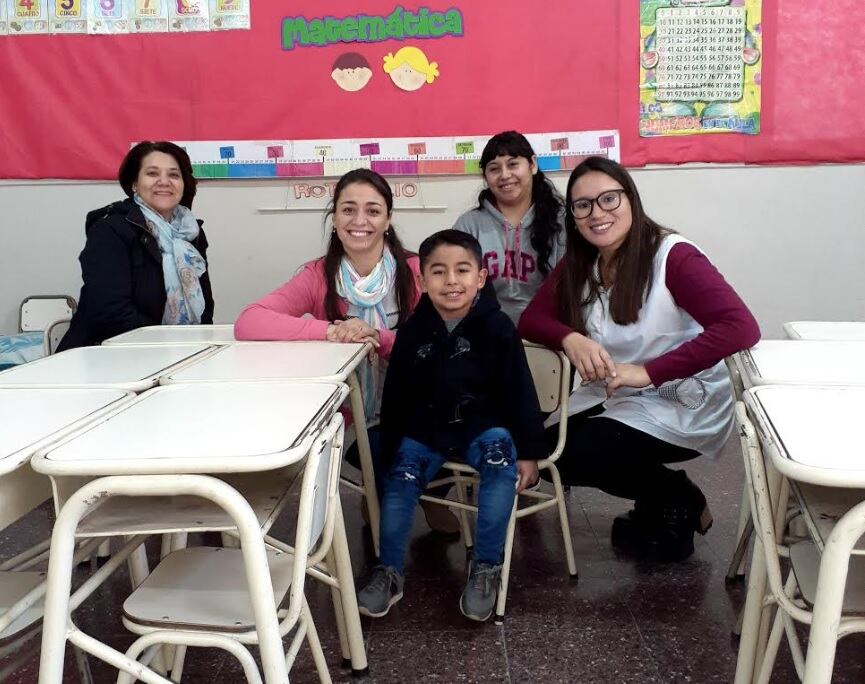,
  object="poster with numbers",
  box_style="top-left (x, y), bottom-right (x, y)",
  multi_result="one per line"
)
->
top-left (168, 0), bottom-right (208, 31)
top-left (50, 0), bottom-right (85, 33)
top-left (87, 0), bottom-right (128, 32)
top-left (6, 0), bottom-right (49, 34)
top-left (129, 0), bottom-right (169, 32)
top-left (639, 0), bottom-right (762, 136)
top-left (208, 0), bottom-right (247, 31)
